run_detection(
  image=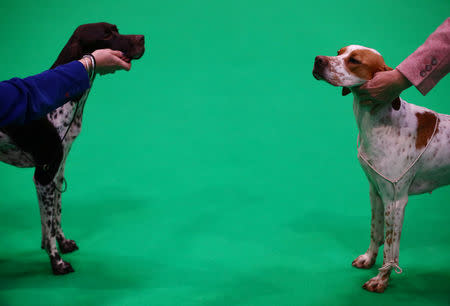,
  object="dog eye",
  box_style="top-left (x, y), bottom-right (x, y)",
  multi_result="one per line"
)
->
top-left (349, 57), bottom-right (361, 64)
